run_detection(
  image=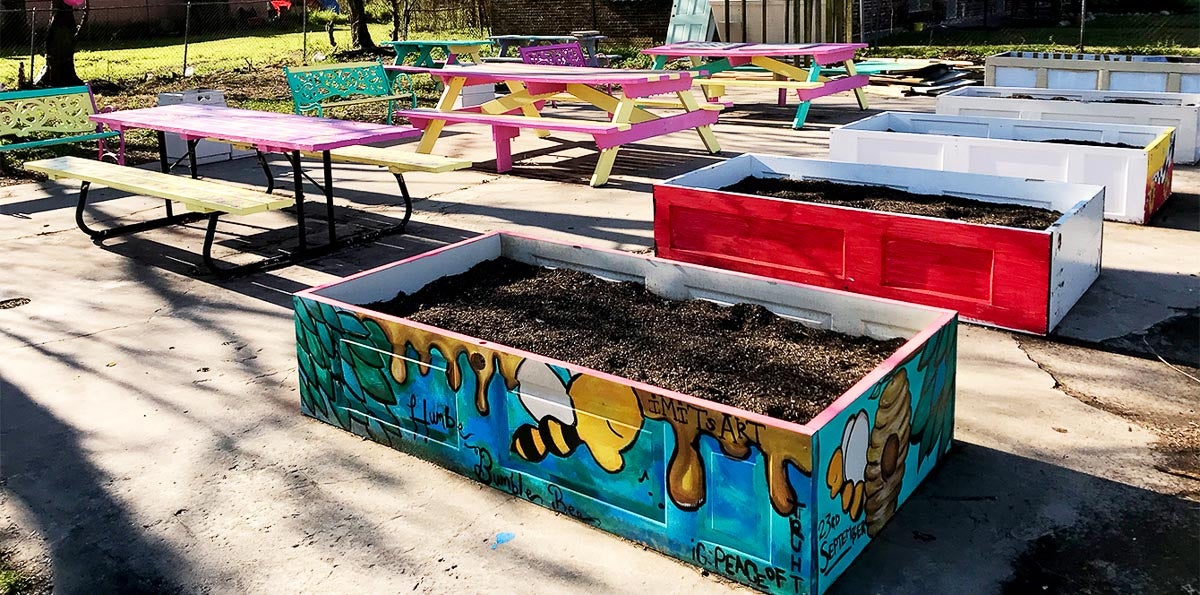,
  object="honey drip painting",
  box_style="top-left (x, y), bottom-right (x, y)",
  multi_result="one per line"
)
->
top-left (294, 291), bottom-right (957, 595)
